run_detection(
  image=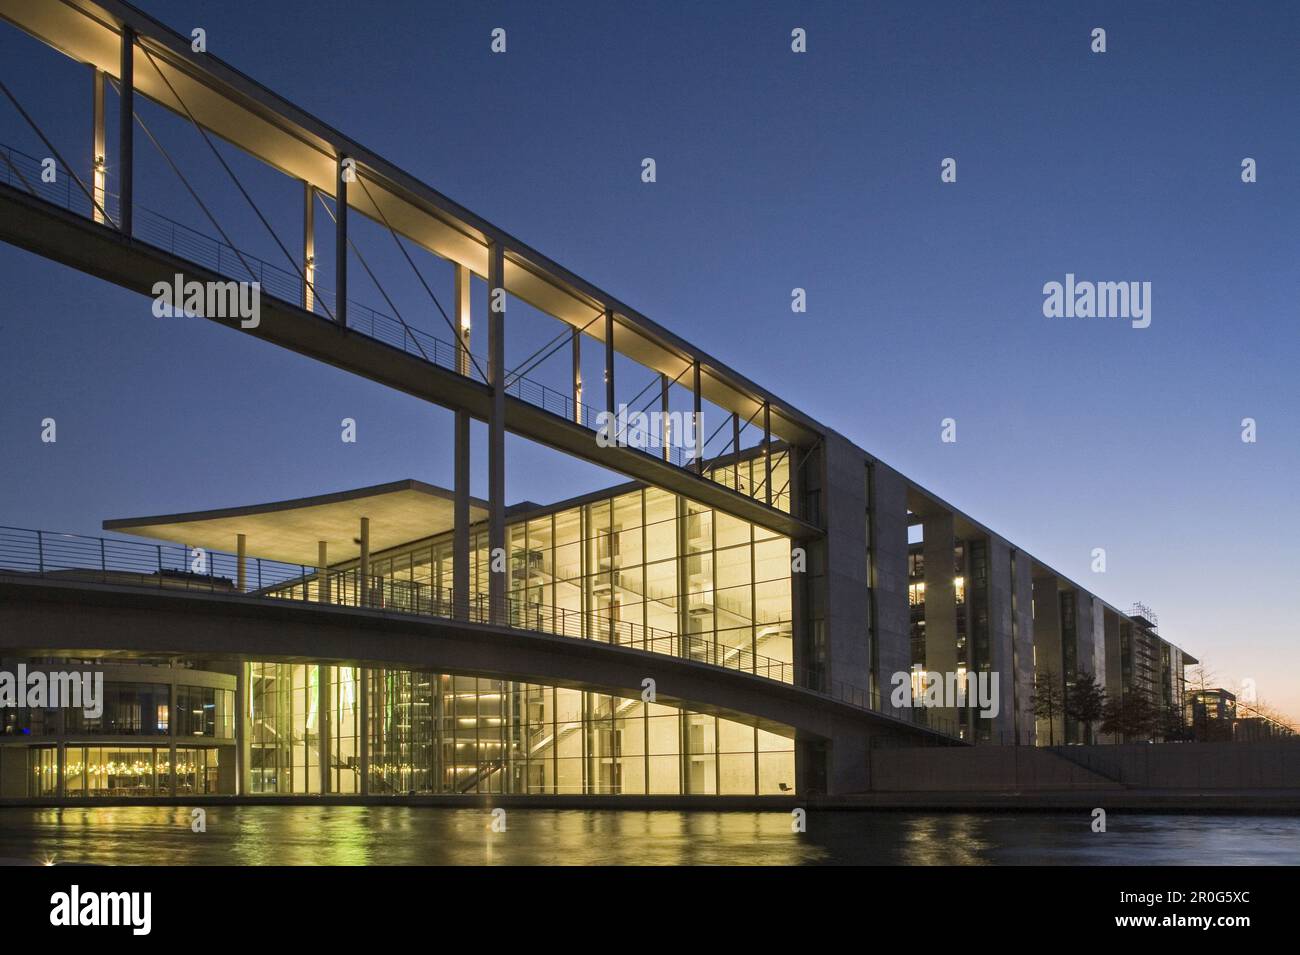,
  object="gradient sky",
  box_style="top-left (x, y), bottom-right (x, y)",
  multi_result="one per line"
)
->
top-left (1, 1), bottom-right (1296, 719)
